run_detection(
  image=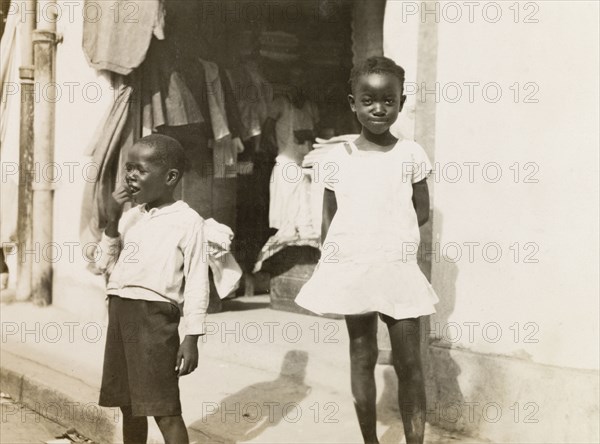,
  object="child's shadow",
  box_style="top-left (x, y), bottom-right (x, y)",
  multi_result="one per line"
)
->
top-left (189, 350), bottom-right (311, 443)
